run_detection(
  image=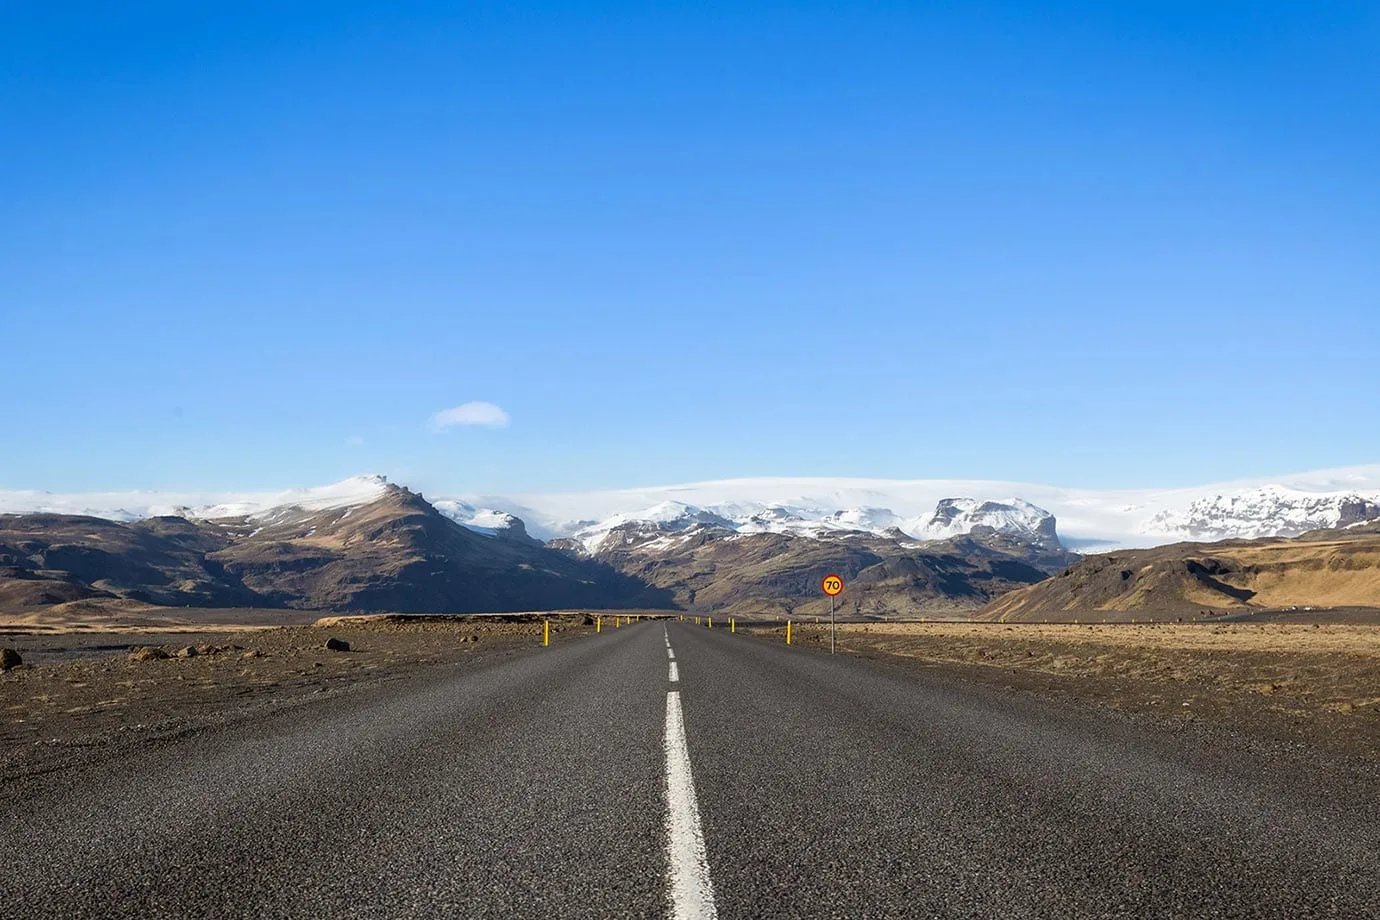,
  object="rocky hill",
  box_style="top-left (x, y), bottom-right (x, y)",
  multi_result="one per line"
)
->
top-left (0, 513), bottom-right (259, 609)
top-left (982, 522), bottom-right (1380, 622)
top-left (0, 485), bottom-right (669, 615)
